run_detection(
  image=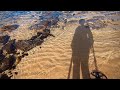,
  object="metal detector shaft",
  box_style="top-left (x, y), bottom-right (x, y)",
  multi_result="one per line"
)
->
top-left (67, 58), bottom-right (73, 79)
top-left (91, 45), bottom-right (98, 71)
